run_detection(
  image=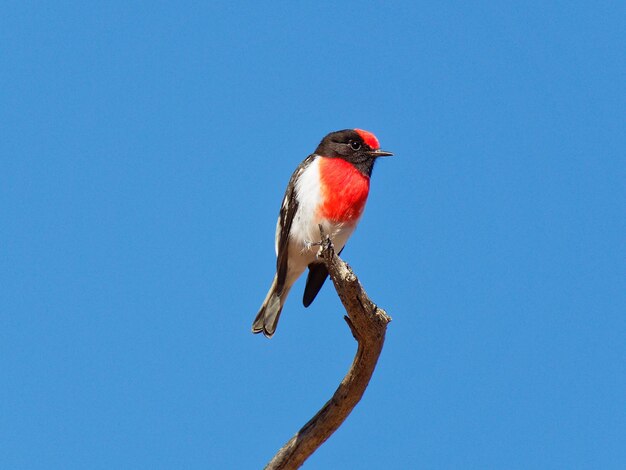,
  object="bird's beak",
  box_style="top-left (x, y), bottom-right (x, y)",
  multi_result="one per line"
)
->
top-left (369, 149), bottom-right (393, 157)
